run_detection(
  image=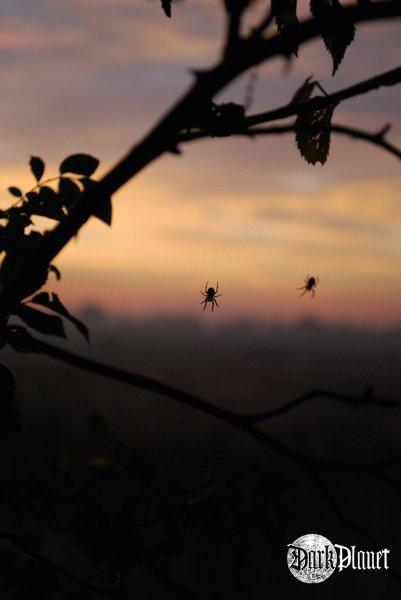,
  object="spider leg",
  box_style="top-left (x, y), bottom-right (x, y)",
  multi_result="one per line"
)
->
top-left (204, 281), bottom-right (208, 293)
top-left (211, 299), bottom-right (215, 312)
top-left (296, 286), bottom-right (305, 291)
top-left (200, 291), bottom-right (207, 297)
top-left (214, 298), bottom-right (219, 307)
top-left (216, 281), bottom-right (219, 293)
top-left (202, 299), bottom-right (208, 311)
top-left (311, 288), bottom-right (315, 297)
top-left (215, 294), bottom-right (222, 298)
top-left (299, 289), bottom-right (307, 297)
